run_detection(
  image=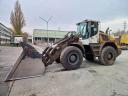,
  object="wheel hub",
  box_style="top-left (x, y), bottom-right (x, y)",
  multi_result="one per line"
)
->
top-left (69, 54), bottom-right (77, 63)
top-left (107, 53), bottom-right (113, 60)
